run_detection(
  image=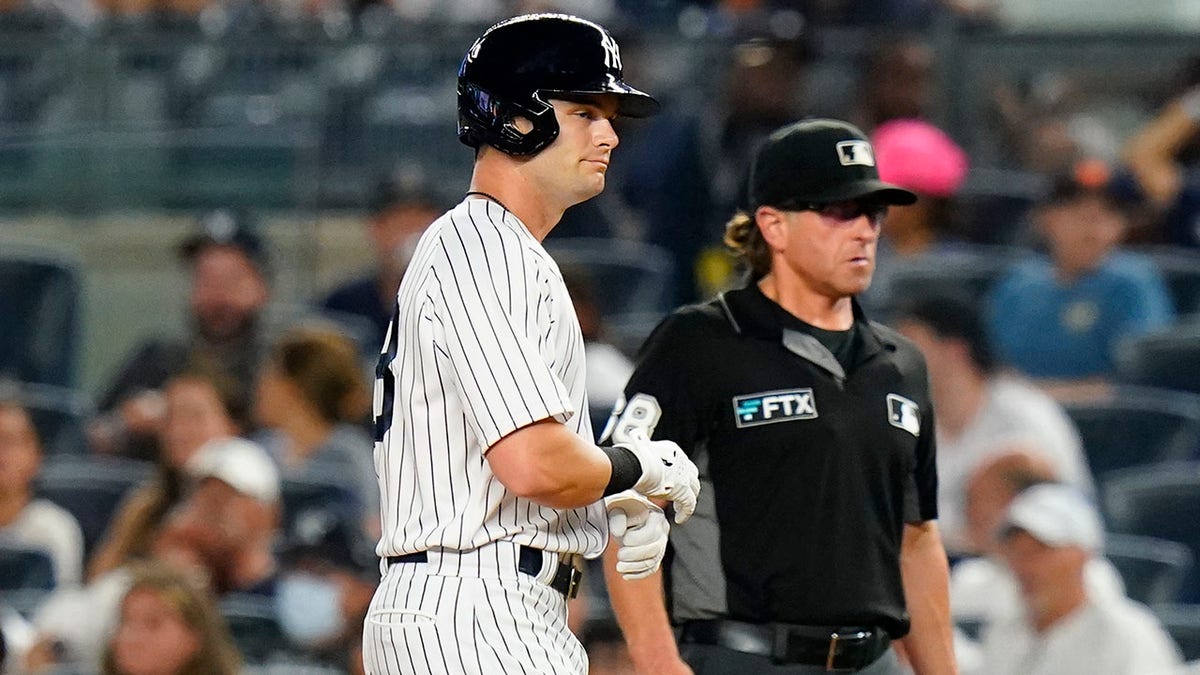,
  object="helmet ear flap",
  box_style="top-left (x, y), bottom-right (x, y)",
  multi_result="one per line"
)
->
top-left (457, 84), bottom-right (560, 156)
